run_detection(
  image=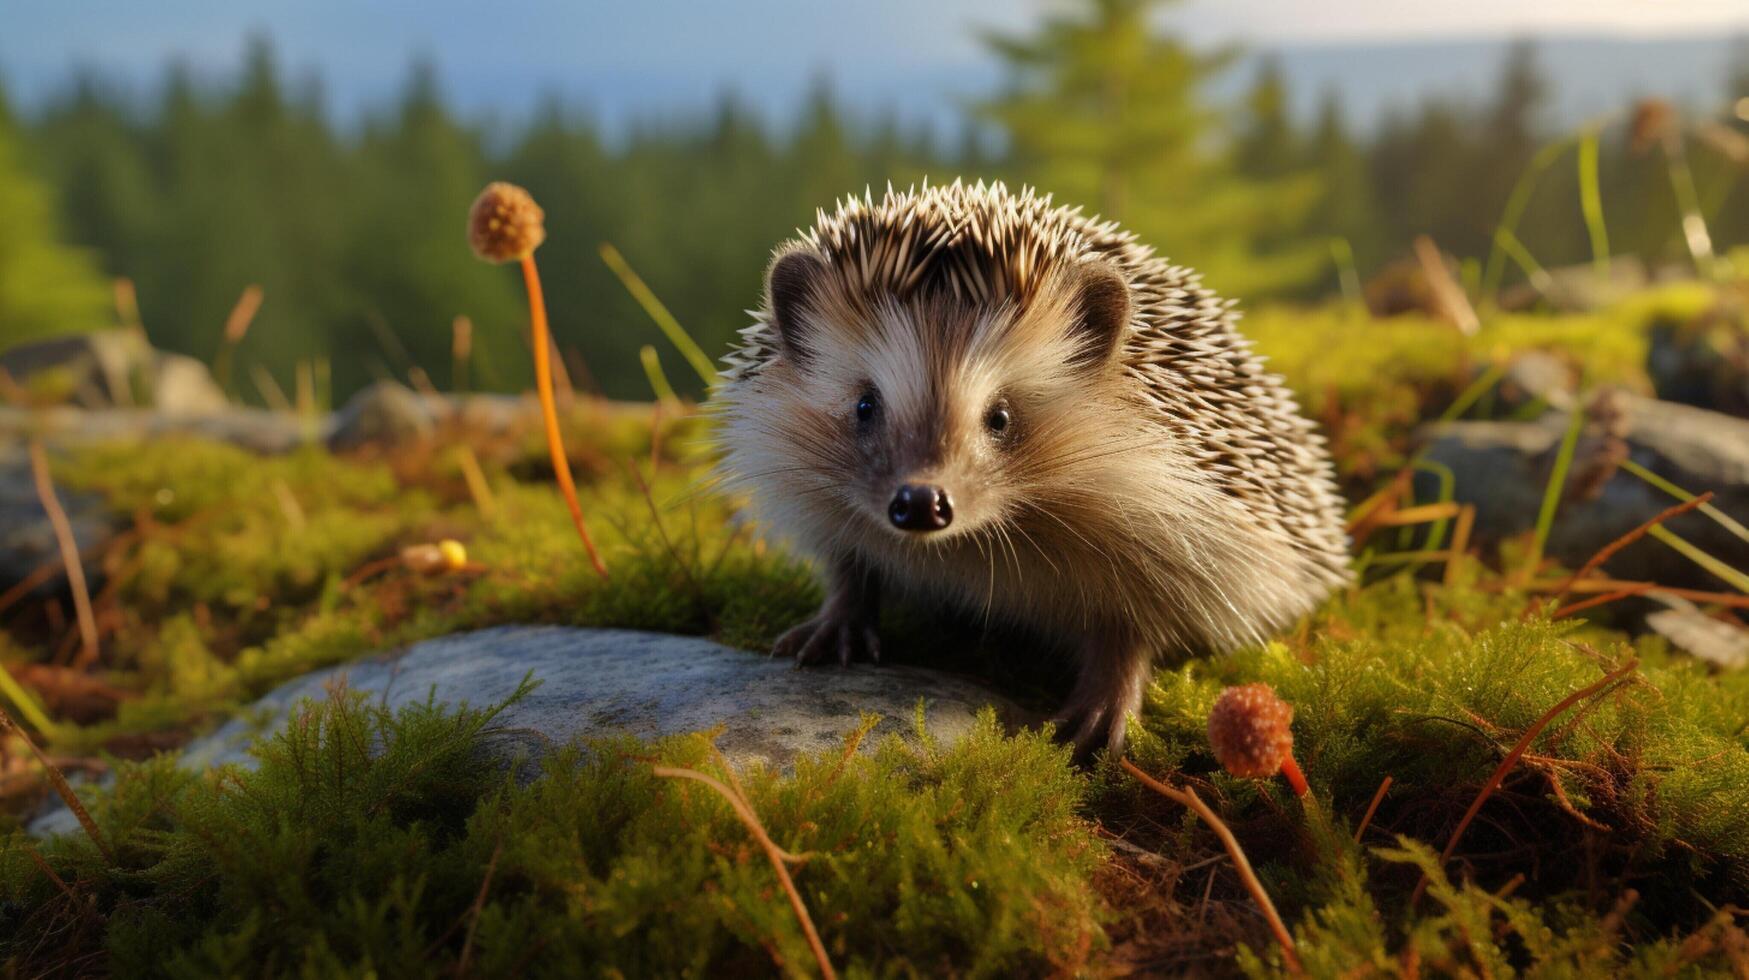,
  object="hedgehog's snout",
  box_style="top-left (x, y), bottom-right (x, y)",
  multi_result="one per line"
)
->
top-left (888, 484), bottom-right (953, 532)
